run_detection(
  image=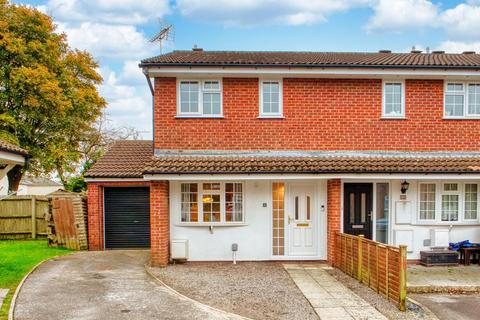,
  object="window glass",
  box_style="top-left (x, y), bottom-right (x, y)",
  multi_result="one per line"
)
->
top-left (465, 184), bottom-right (478, 220)
top-left (272, 183), bottom-right (285, 256)
top-left (306, 196), bottom-right (311, 221)
top-left (179, 81), bottom-right (199, 113)
top-left (445, 83), bottom-right (464, 117)
top-left (468, 84), bottom-right (480, 115)
top-left (419, 184), bottom-right (436, 220)
top-left (376, 183), bottom-right (389, 244)
top-left (181, 183), bottom-right (198, 222)
top-left (179, 80), bottom-right (221, 116)
top-left (442, 194), bottom-right (459, 221)
top-left (383, 82), bottom-right (403, 117)
top-left (261, 81), bottom-right (281, 115)
top-left (225, 183), bottom-right (243, 222)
